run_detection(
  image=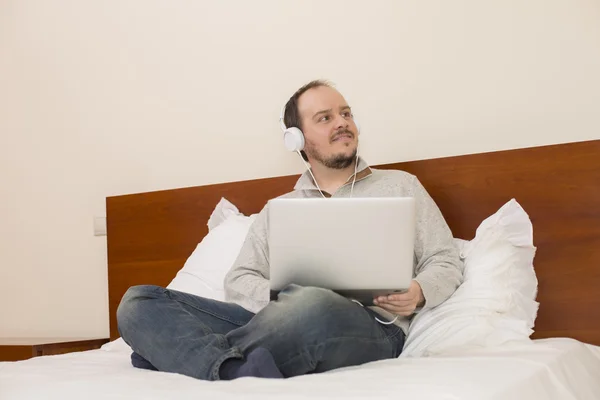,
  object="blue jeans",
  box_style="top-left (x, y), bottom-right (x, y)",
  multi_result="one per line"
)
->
top-left (116, 284), bottom-right (405, 380)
